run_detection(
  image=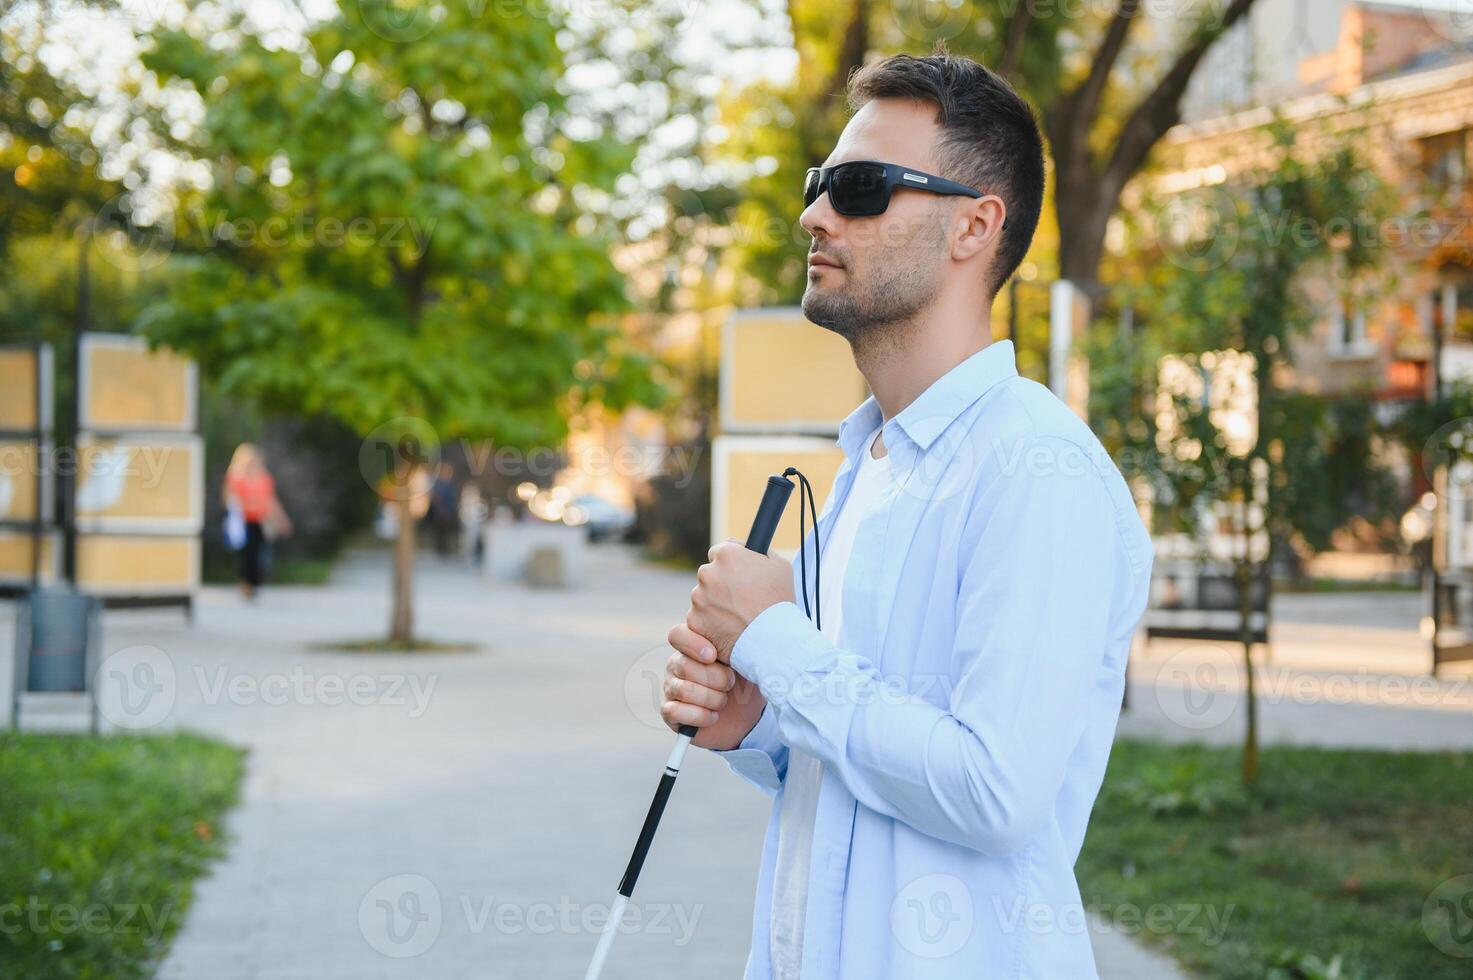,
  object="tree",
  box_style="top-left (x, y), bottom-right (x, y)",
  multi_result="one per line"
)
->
top-left (132, 3), bottom-right (663, 643)
top-left (0, 0), bottom-right (173, 456)
top-left (0, 1), bottom-right (120, 264)
top-left (1100, 120), bottom-right (1394, 783)
top-left (1032, 0), bottom-right (1260, 303)
top-left (717, 0), bottom-right (1263, 314)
